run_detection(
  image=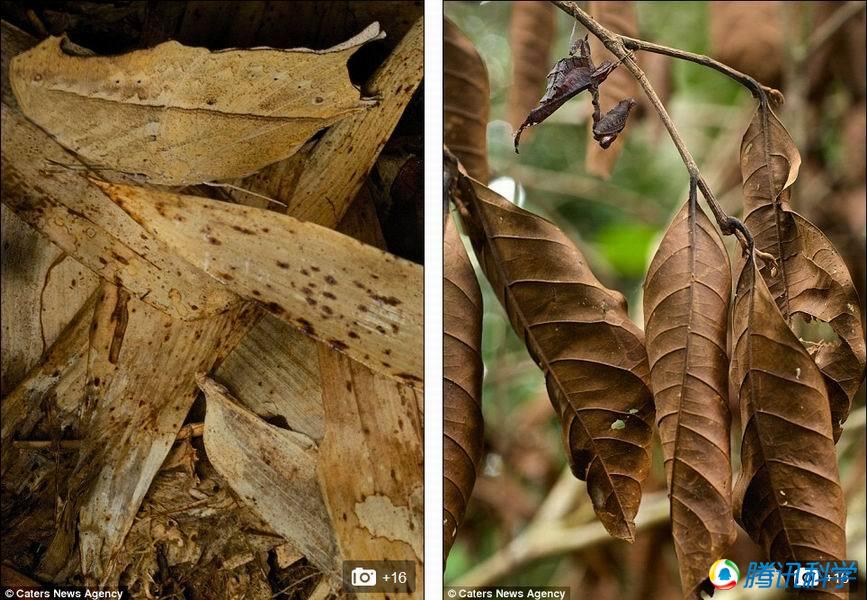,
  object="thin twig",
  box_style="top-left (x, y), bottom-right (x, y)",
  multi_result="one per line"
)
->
top-left (550, 1), bottom-right (756, 249)
top-left (12, 422), bottom-right (205, 450)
